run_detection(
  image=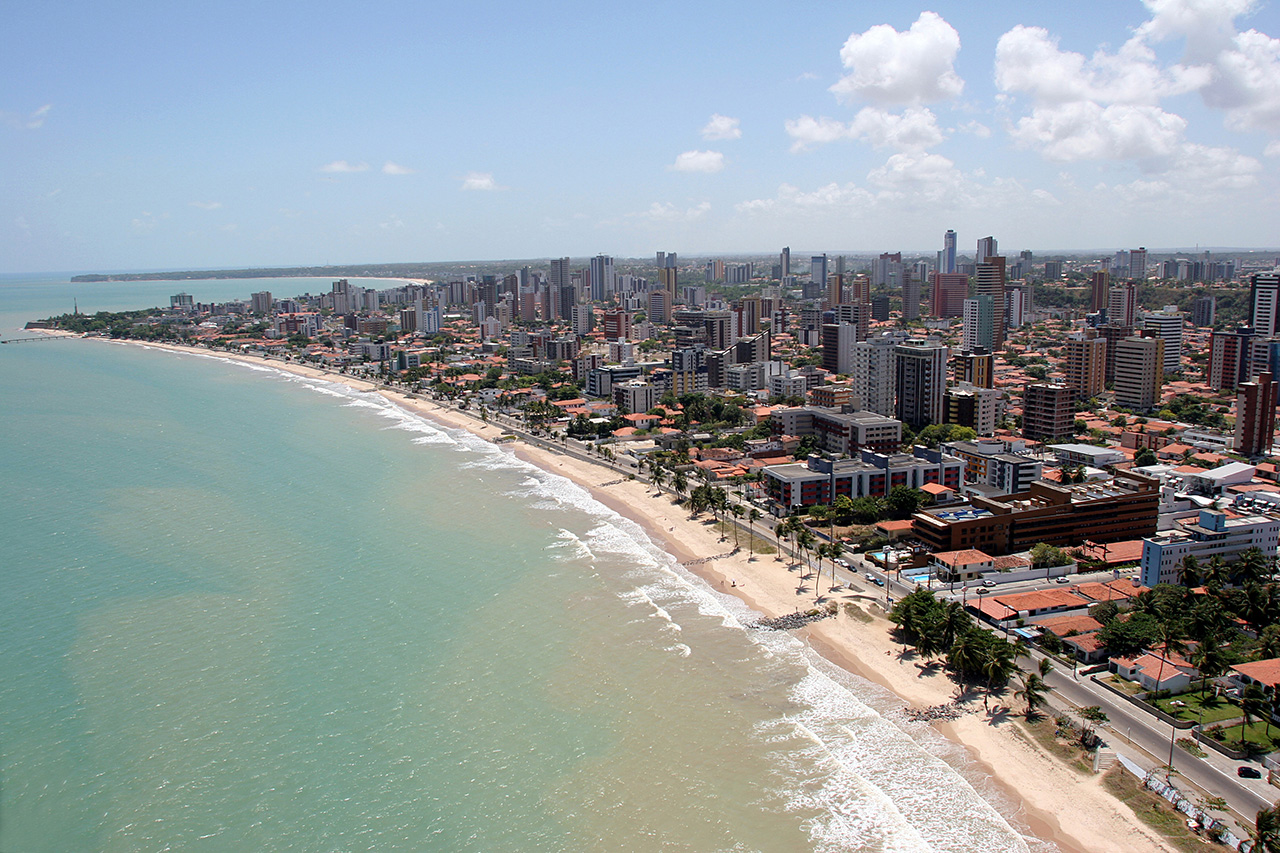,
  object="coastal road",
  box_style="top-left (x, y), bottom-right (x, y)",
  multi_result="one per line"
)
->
top-left (1042, 665), bottom-right (1277, 825)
